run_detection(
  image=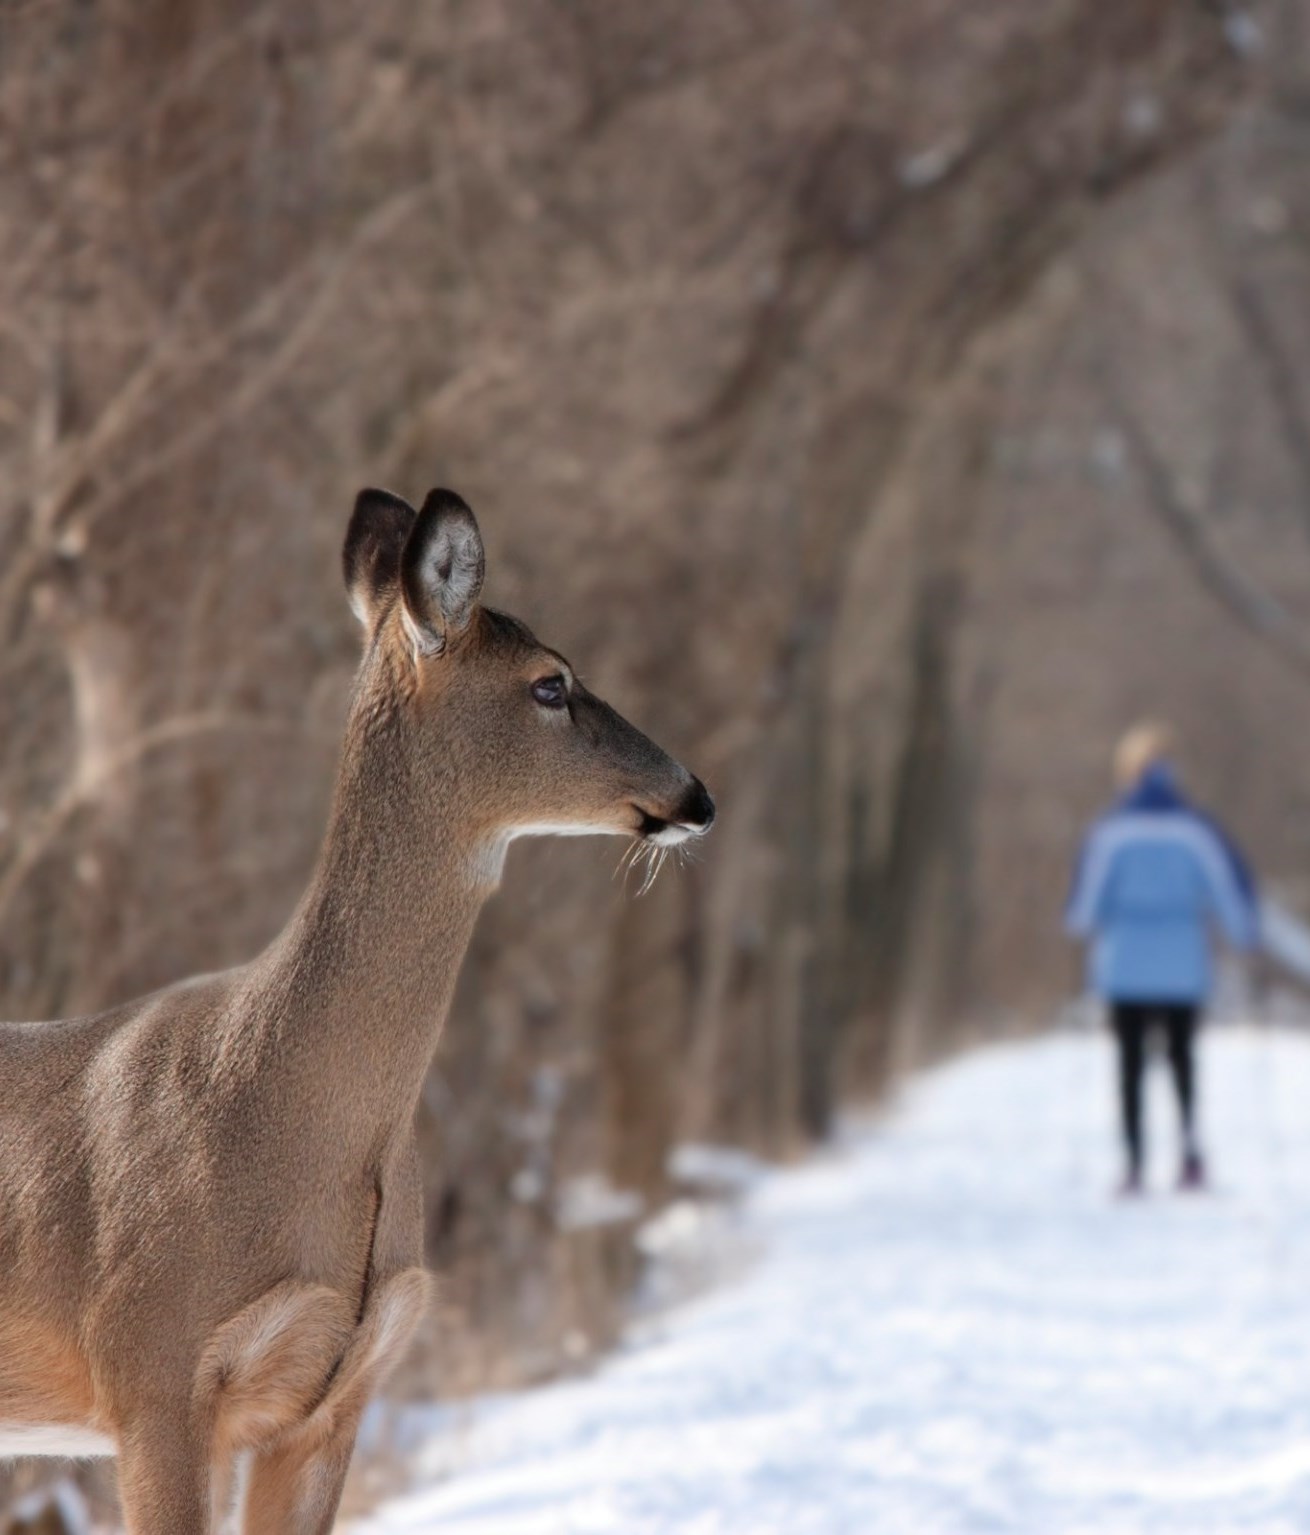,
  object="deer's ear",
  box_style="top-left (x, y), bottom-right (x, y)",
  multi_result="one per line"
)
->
top-left (344, 488), bottom-right (417, 632)
top-left (400, 488), bottom-right (485, 655)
